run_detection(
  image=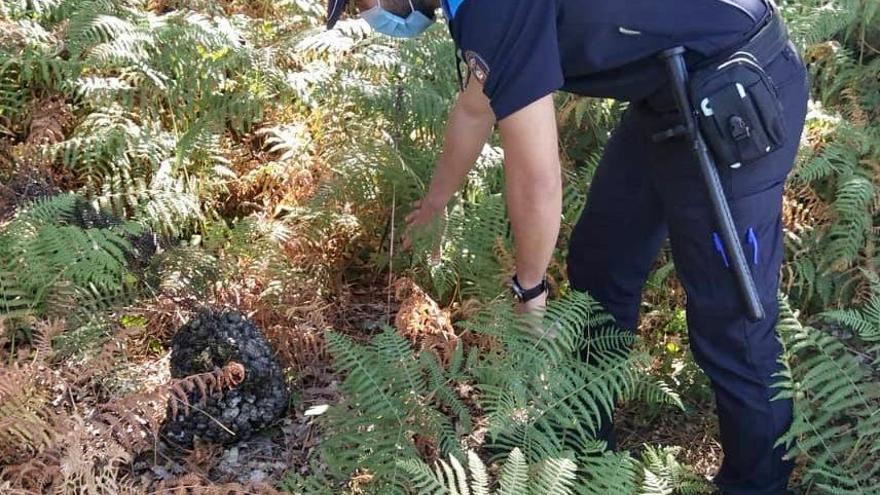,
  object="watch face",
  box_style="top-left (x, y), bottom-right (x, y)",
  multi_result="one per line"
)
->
top-left (511, 280), bottom-right (523, 301)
